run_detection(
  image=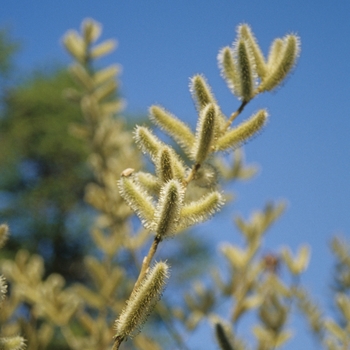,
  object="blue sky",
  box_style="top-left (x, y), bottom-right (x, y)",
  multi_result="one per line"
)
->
top-left (1, 1), bottom-right (350, 349)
